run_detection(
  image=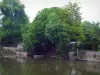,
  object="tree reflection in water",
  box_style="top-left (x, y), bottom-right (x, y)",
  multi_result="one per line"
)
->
top-left (0, 58), bottom-right (100, 75)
